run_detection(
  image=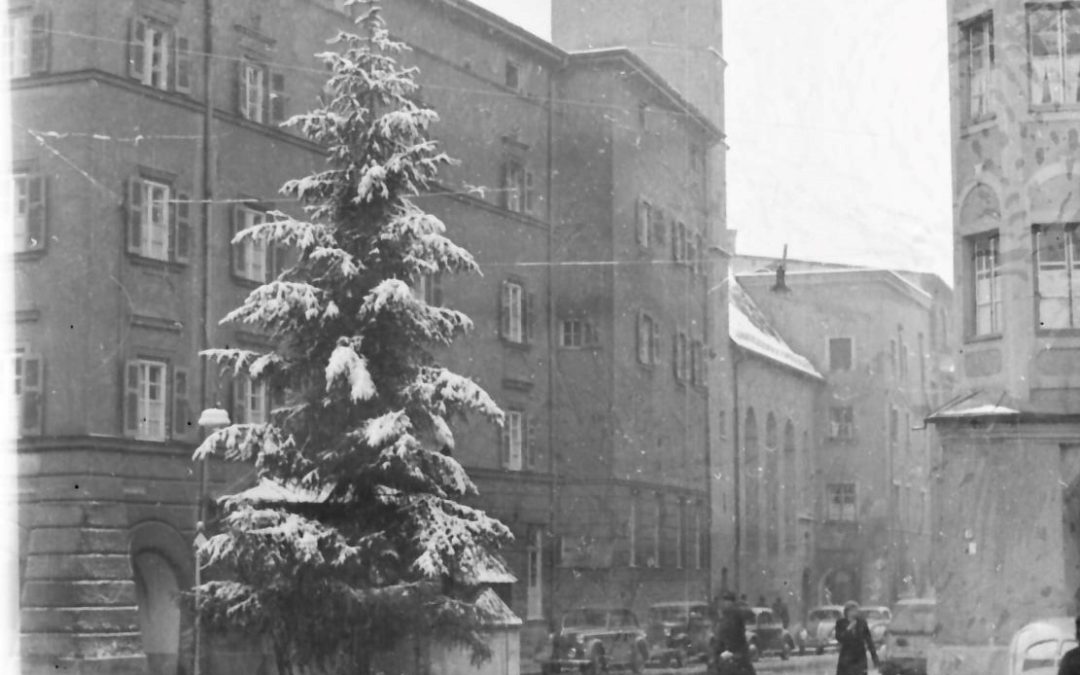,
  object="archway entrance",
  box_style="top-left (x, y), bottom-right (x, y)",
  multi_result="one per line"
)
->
top-left (820, 568), bottom-right (858, 605)
top-left (133, 550), bottom-right (182, 675)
